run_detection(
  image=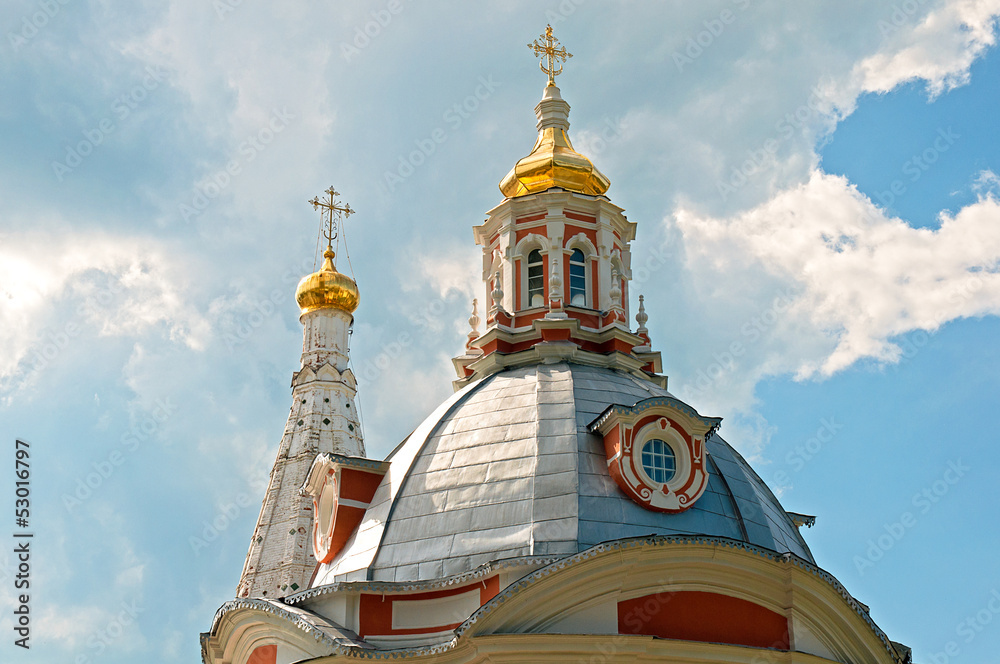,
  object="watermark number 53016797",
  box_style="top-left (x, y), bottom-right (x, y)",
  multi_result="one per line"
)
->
top-left (13, 439), bottom-right (32, 649)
